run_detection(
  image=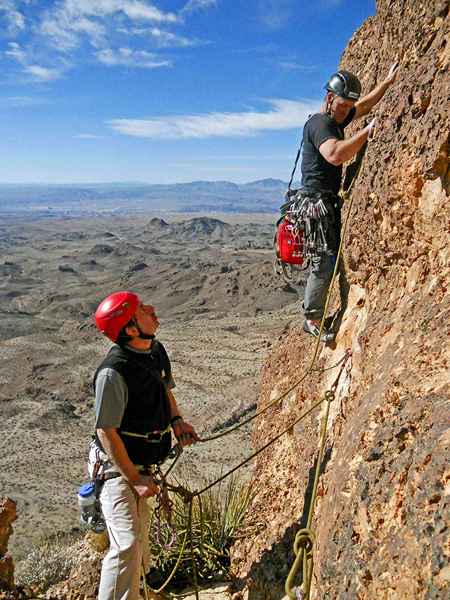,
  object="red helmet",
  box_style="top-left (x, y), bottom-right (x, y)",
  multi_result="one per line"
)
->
top-left (95, 291), bottom-right (140, 342)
